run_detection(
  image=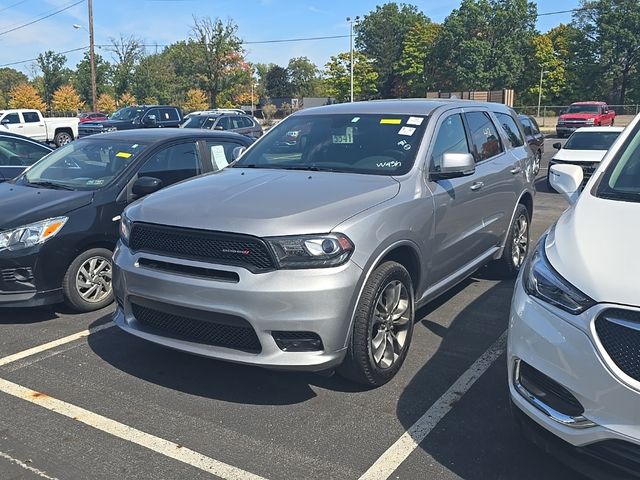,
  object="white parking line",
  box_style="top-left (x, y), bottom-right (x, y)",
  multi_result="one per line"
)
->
top-left (0, 377), bottom-right (268, 480)
top-left (0, 450), bottom-right (60, 480)
top-left (359, 330), bottom-right (507, 480)
top-left (0, 322), bottom-right (114, 368)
